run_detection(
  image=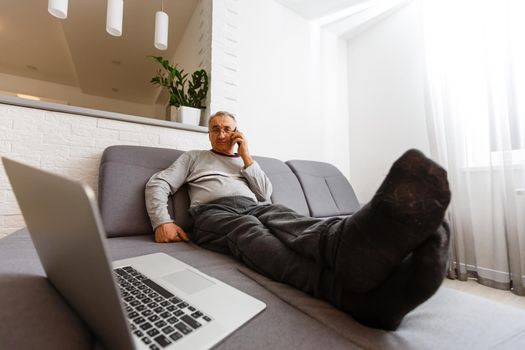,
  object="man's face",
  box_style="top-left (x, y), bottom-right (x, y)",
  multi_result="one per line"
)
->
top-left (208, 115), bottom-right (237, 154)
